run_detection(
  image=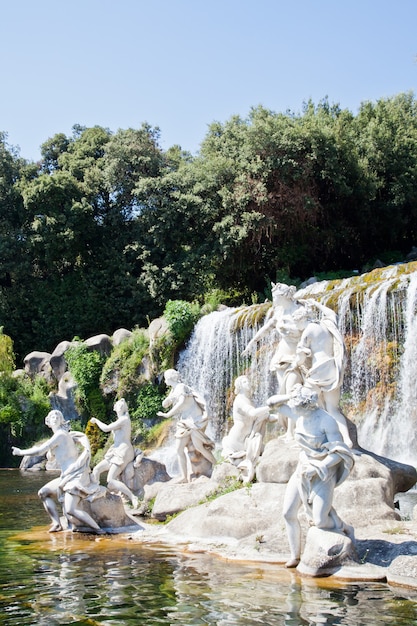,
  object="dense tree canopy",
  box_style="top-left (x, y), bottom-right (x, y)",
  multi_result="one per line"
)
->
top-left (1, 93), bottom-right (417, 360)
